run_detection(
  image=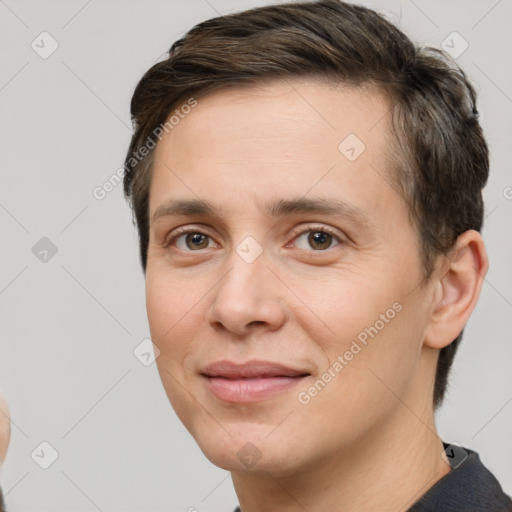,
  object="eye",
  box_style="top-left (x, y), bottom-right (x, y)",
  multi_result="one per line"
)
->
top-left (165, 227), bottom-right (217, 251)
top-left (164, 224), bottom-right (344, 253)
top-left (290, 225), bottom-right (342, 251)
